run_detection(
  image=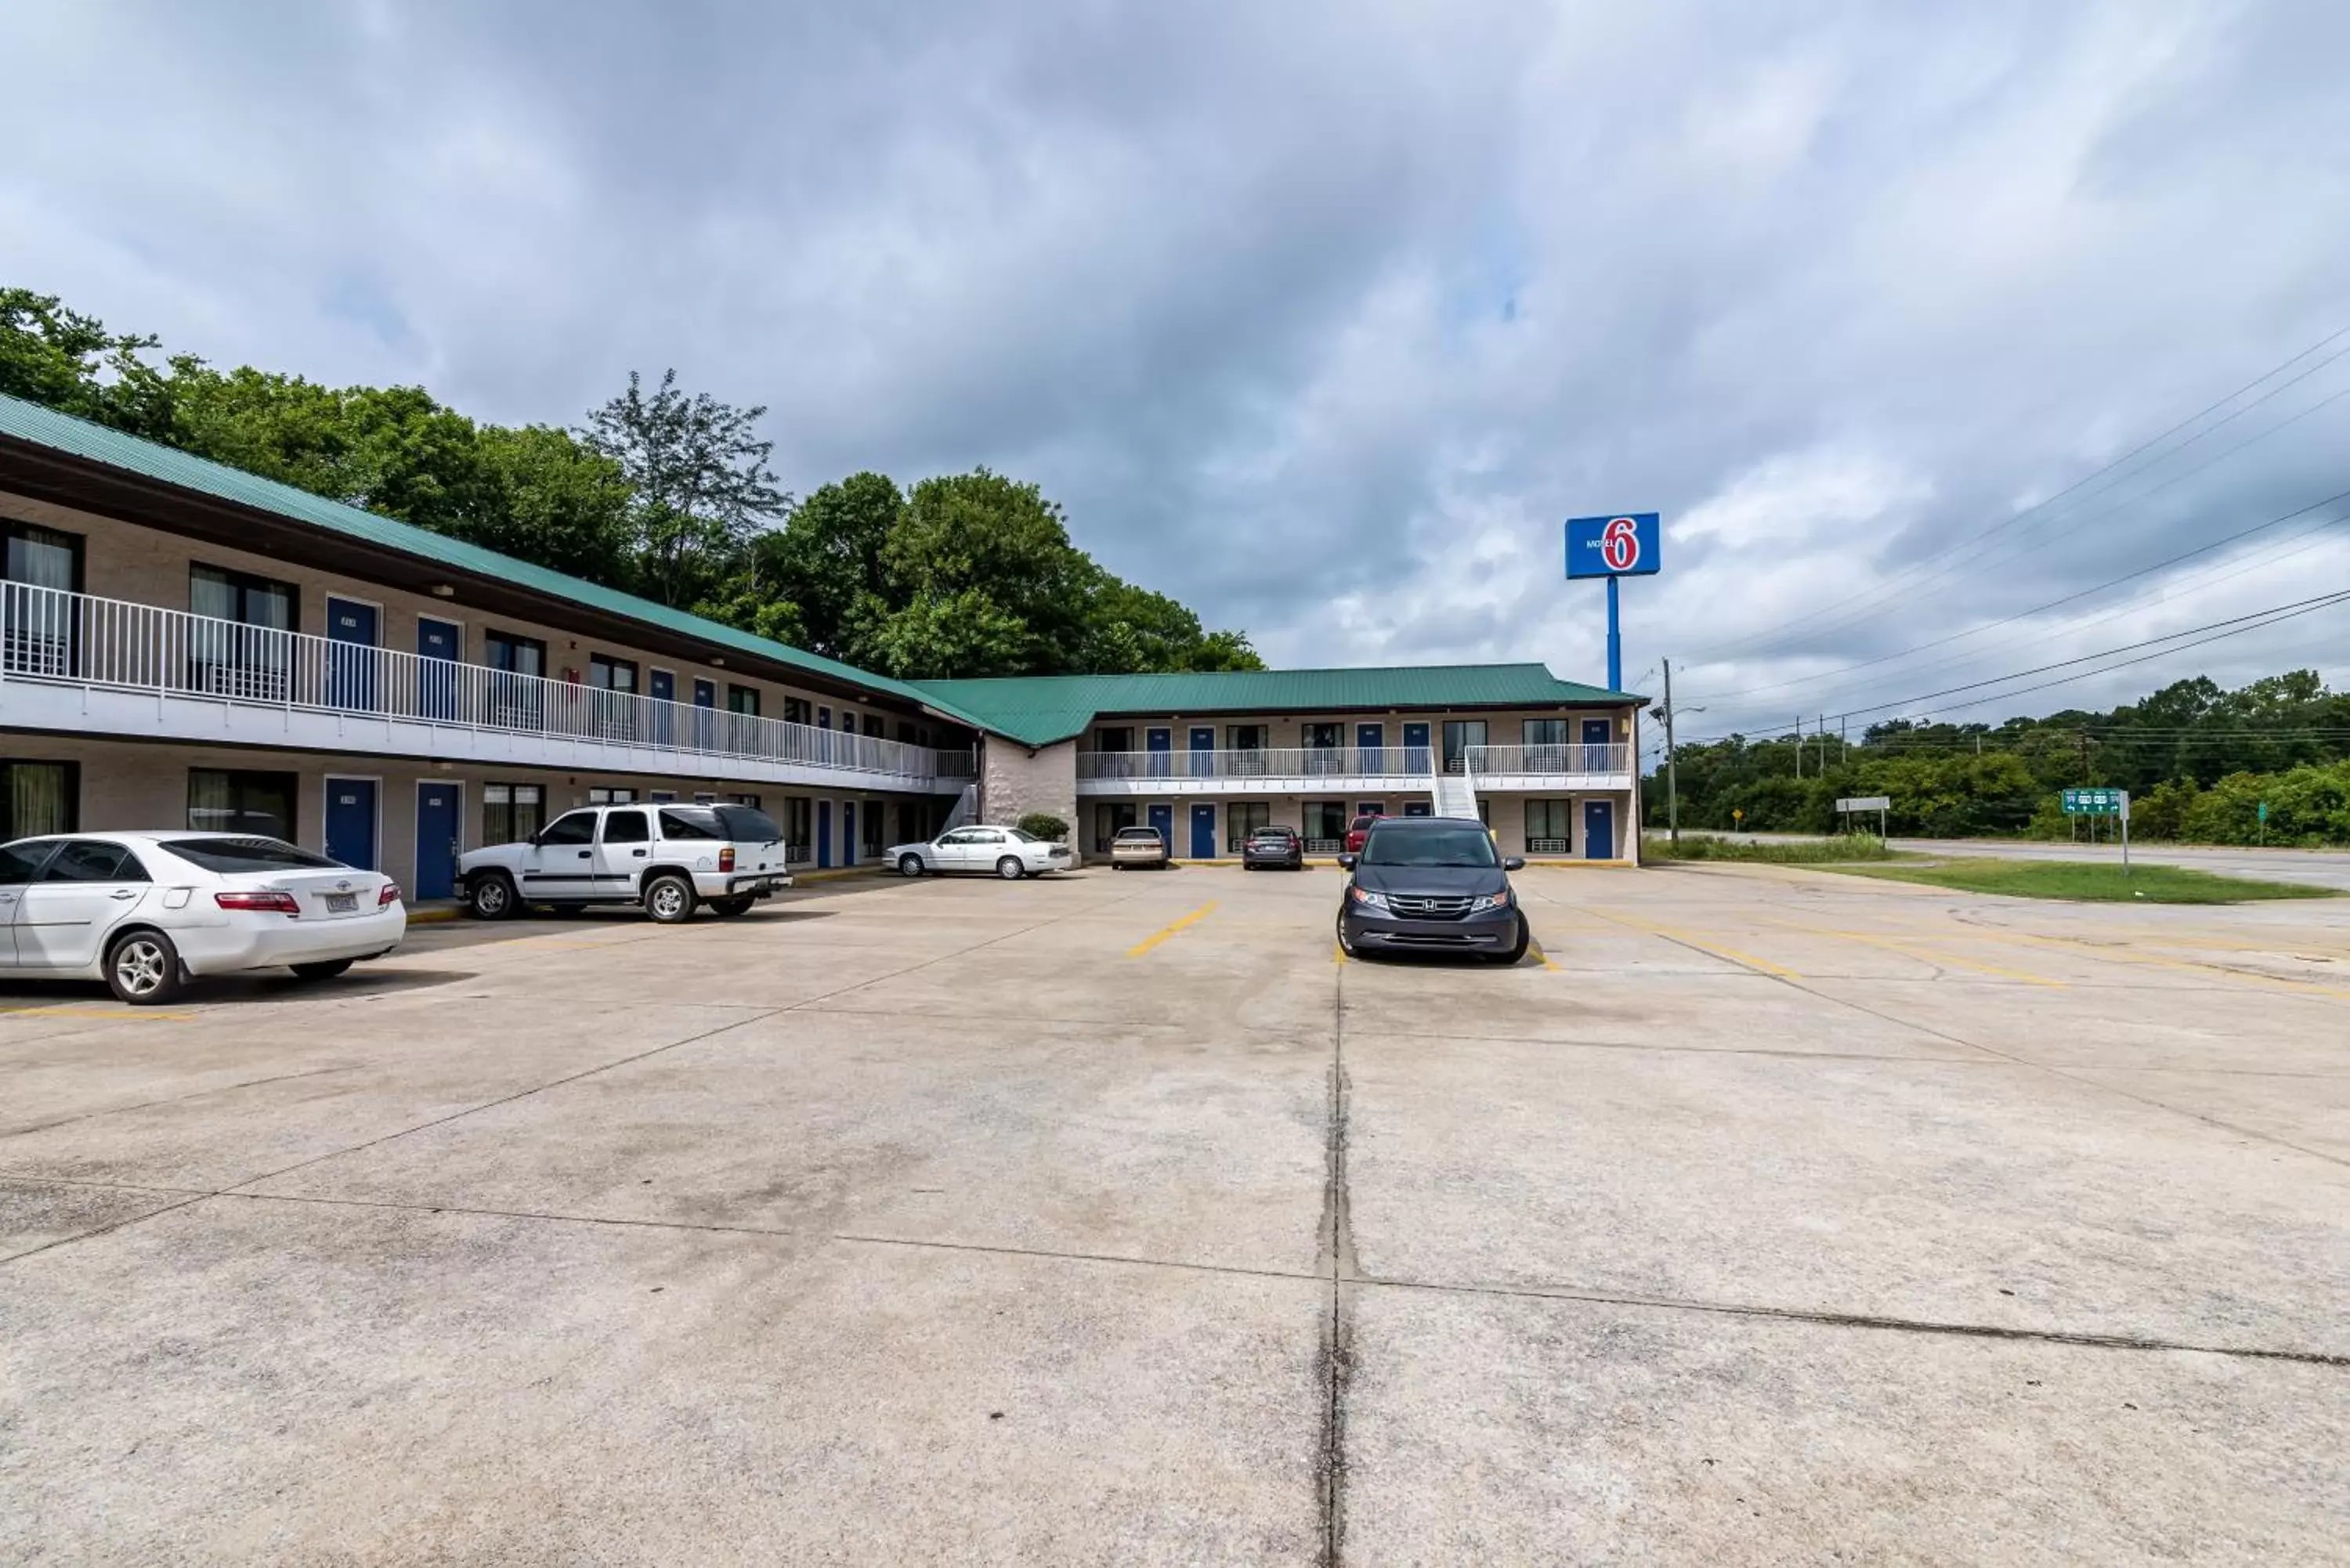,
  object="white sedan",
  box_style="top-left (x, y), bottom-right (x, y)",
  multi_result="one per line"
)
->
top-left (0, 833), bottom-right (407, 1006)
top-left (887, 826), bottom-right (1073, 880)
